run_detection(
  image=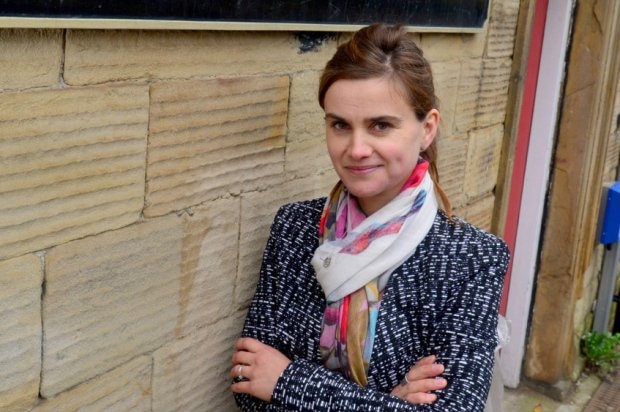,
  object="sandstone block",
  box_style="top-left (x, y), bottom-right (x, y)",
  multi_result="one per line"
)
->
top-left (605, 81), bottom-right (620, 179)
top-left (145, 76), bottom-right (289, 216)
top-left (64, 30), bottom-right (338, 85)
top-left (152, 314), bottom-right (245, 412)
top-left (420, 29), bottom-right (488, 63)
top-left (615, 80), bottom-right (620, 117)
top-left (287, 70), bottom-right (323, 144)
top-left (0, 29), bottom-right (63, 90)
top-left (454, 195), bottom-right (495, 231)
top-left (0, 84), bottom-right (148, 260)
top-left (285, 70), bottom-right (334, 178)
top-left (464, 125), bottom-right (504, 201)
top-left (176, 197), bottom-right (240, 337)
top-left (236, 174), bottom-right (334, 309)
top-left (486, 0), bottom-right (520, 58)
top-left (433, 61), bottom-right (461, 135)
top-left (437, 133), bottom-right (468, 209)
top-left (604, 129), bottom-right (619, 181)
top-left (476, 58), bottom-right (513, 128)
top-left (32, 356), bottom-right (151, 412)
top-left (42, 215), bottom-right (183, 397)
top-left (285, 137), bottom-right (334, 180)
top-left (0, 254), bottom-right (42, 412)
top-left (454, 59), bottom-right (483, 133)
